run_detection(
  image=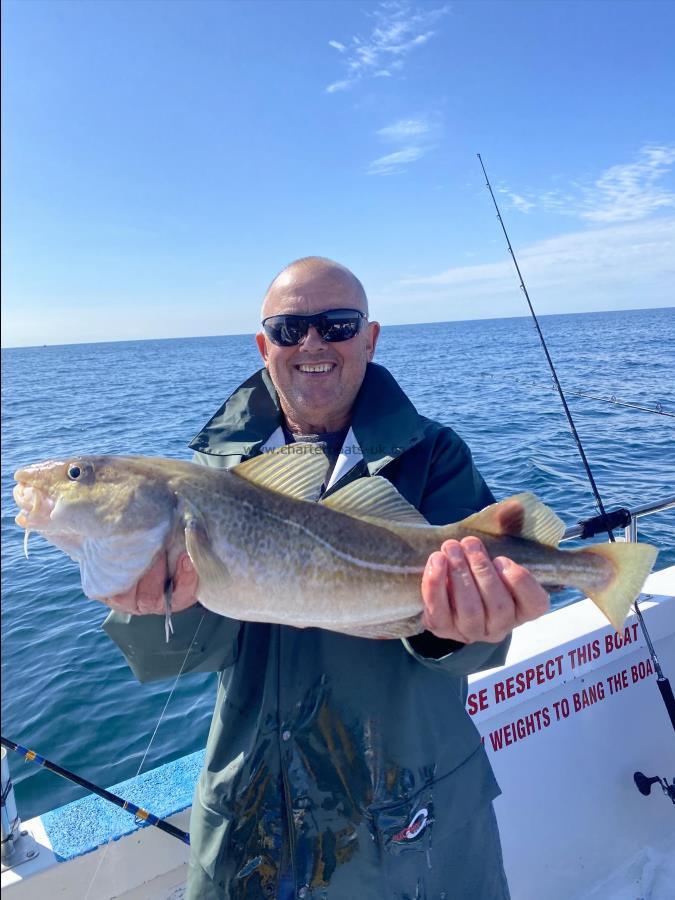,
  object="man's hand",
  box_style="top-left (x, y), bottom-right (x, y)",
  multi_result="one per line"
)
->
top-left (104, 552), bottom-right (199, 615)
top-left (421, 537), bottom-right (550, 644)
